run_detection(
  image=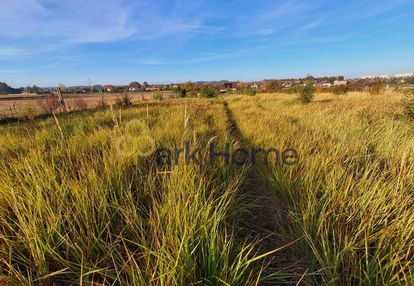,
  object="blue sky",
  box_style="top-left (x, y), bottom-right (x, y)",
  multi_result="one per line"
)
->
top-left (0, 0), bottom-right (413, 87)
